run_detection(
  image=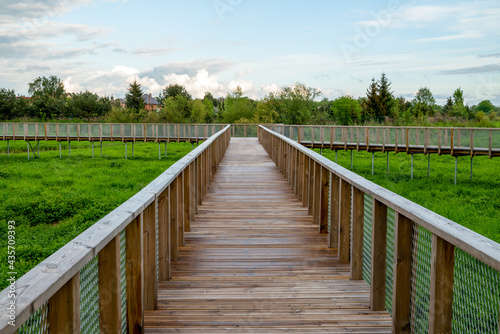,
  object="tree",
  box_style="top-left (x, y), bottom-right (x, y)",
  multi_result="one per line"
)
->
top-left (28, 76), bottom-right (66, 118)
top-left (412, 87), bottom-right (436, 117)
top-left (378, 73), bottom-right (393, 119)
top-left (330, 96), bottom-right (361, 125)
top-left (364, 78), bottom-right (380, 122)
top-left (67, 91), bottom-right (112, 120)
top-left (125, 80), bottom-right (145, 112)
top-left (159, 84), bottom-right (192, 105)
top-left (270, 83), bottom-right (321, 125)
top-left (203, 92), bottom-right (219, 109)
top-left (476, 100), bottom-right (495, 114)
top-left (0, 89), bottom-right (19, 120)
top-left (190, 99), bottom-right (210, 123)
top-left (443, 97), bottom-right (454, 117)
top-left (221, 87), bottom-right (256, 123)
top-left (452, 87), bottom-right (466, 117)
